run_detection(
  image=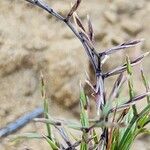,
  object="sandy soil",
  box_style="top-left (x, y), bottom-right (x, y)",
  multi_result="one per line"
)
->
top-left (0, 0), bottom-right (150, 149)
